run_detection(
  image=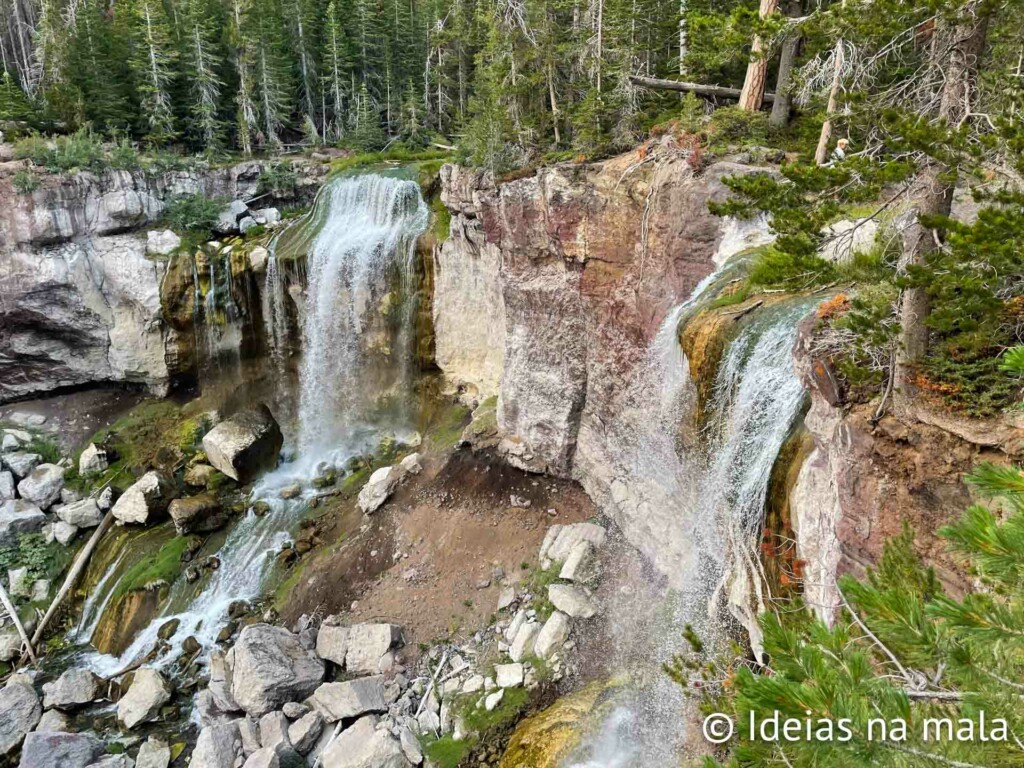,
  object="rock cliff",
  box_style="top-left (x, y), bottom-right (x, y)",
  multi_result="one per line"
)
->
top-left (434, 153), bottom-right (773, 577)
top-left (0, 160), bottom-right (325, 403)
